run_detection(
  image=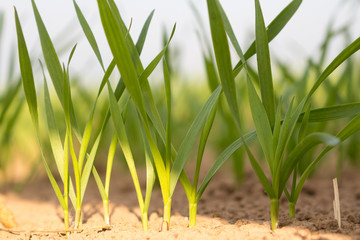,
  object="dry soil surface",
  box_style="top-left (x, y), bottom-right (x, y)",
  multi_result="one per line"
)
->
top-left (0, 165), bottom-right (359, 240)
